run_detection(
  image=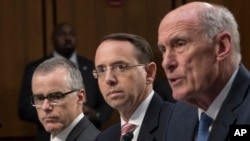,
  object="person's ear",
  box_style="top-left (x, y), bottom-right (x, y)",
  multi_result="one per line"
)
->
top-left (145, 62), bottom-right (157, 85)
top-left (77, 89), bottom-right (86, 105)
top-left (146, 78), bottom-right (154, 84)
top-left (215, 31), bottom-right (232, 61)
